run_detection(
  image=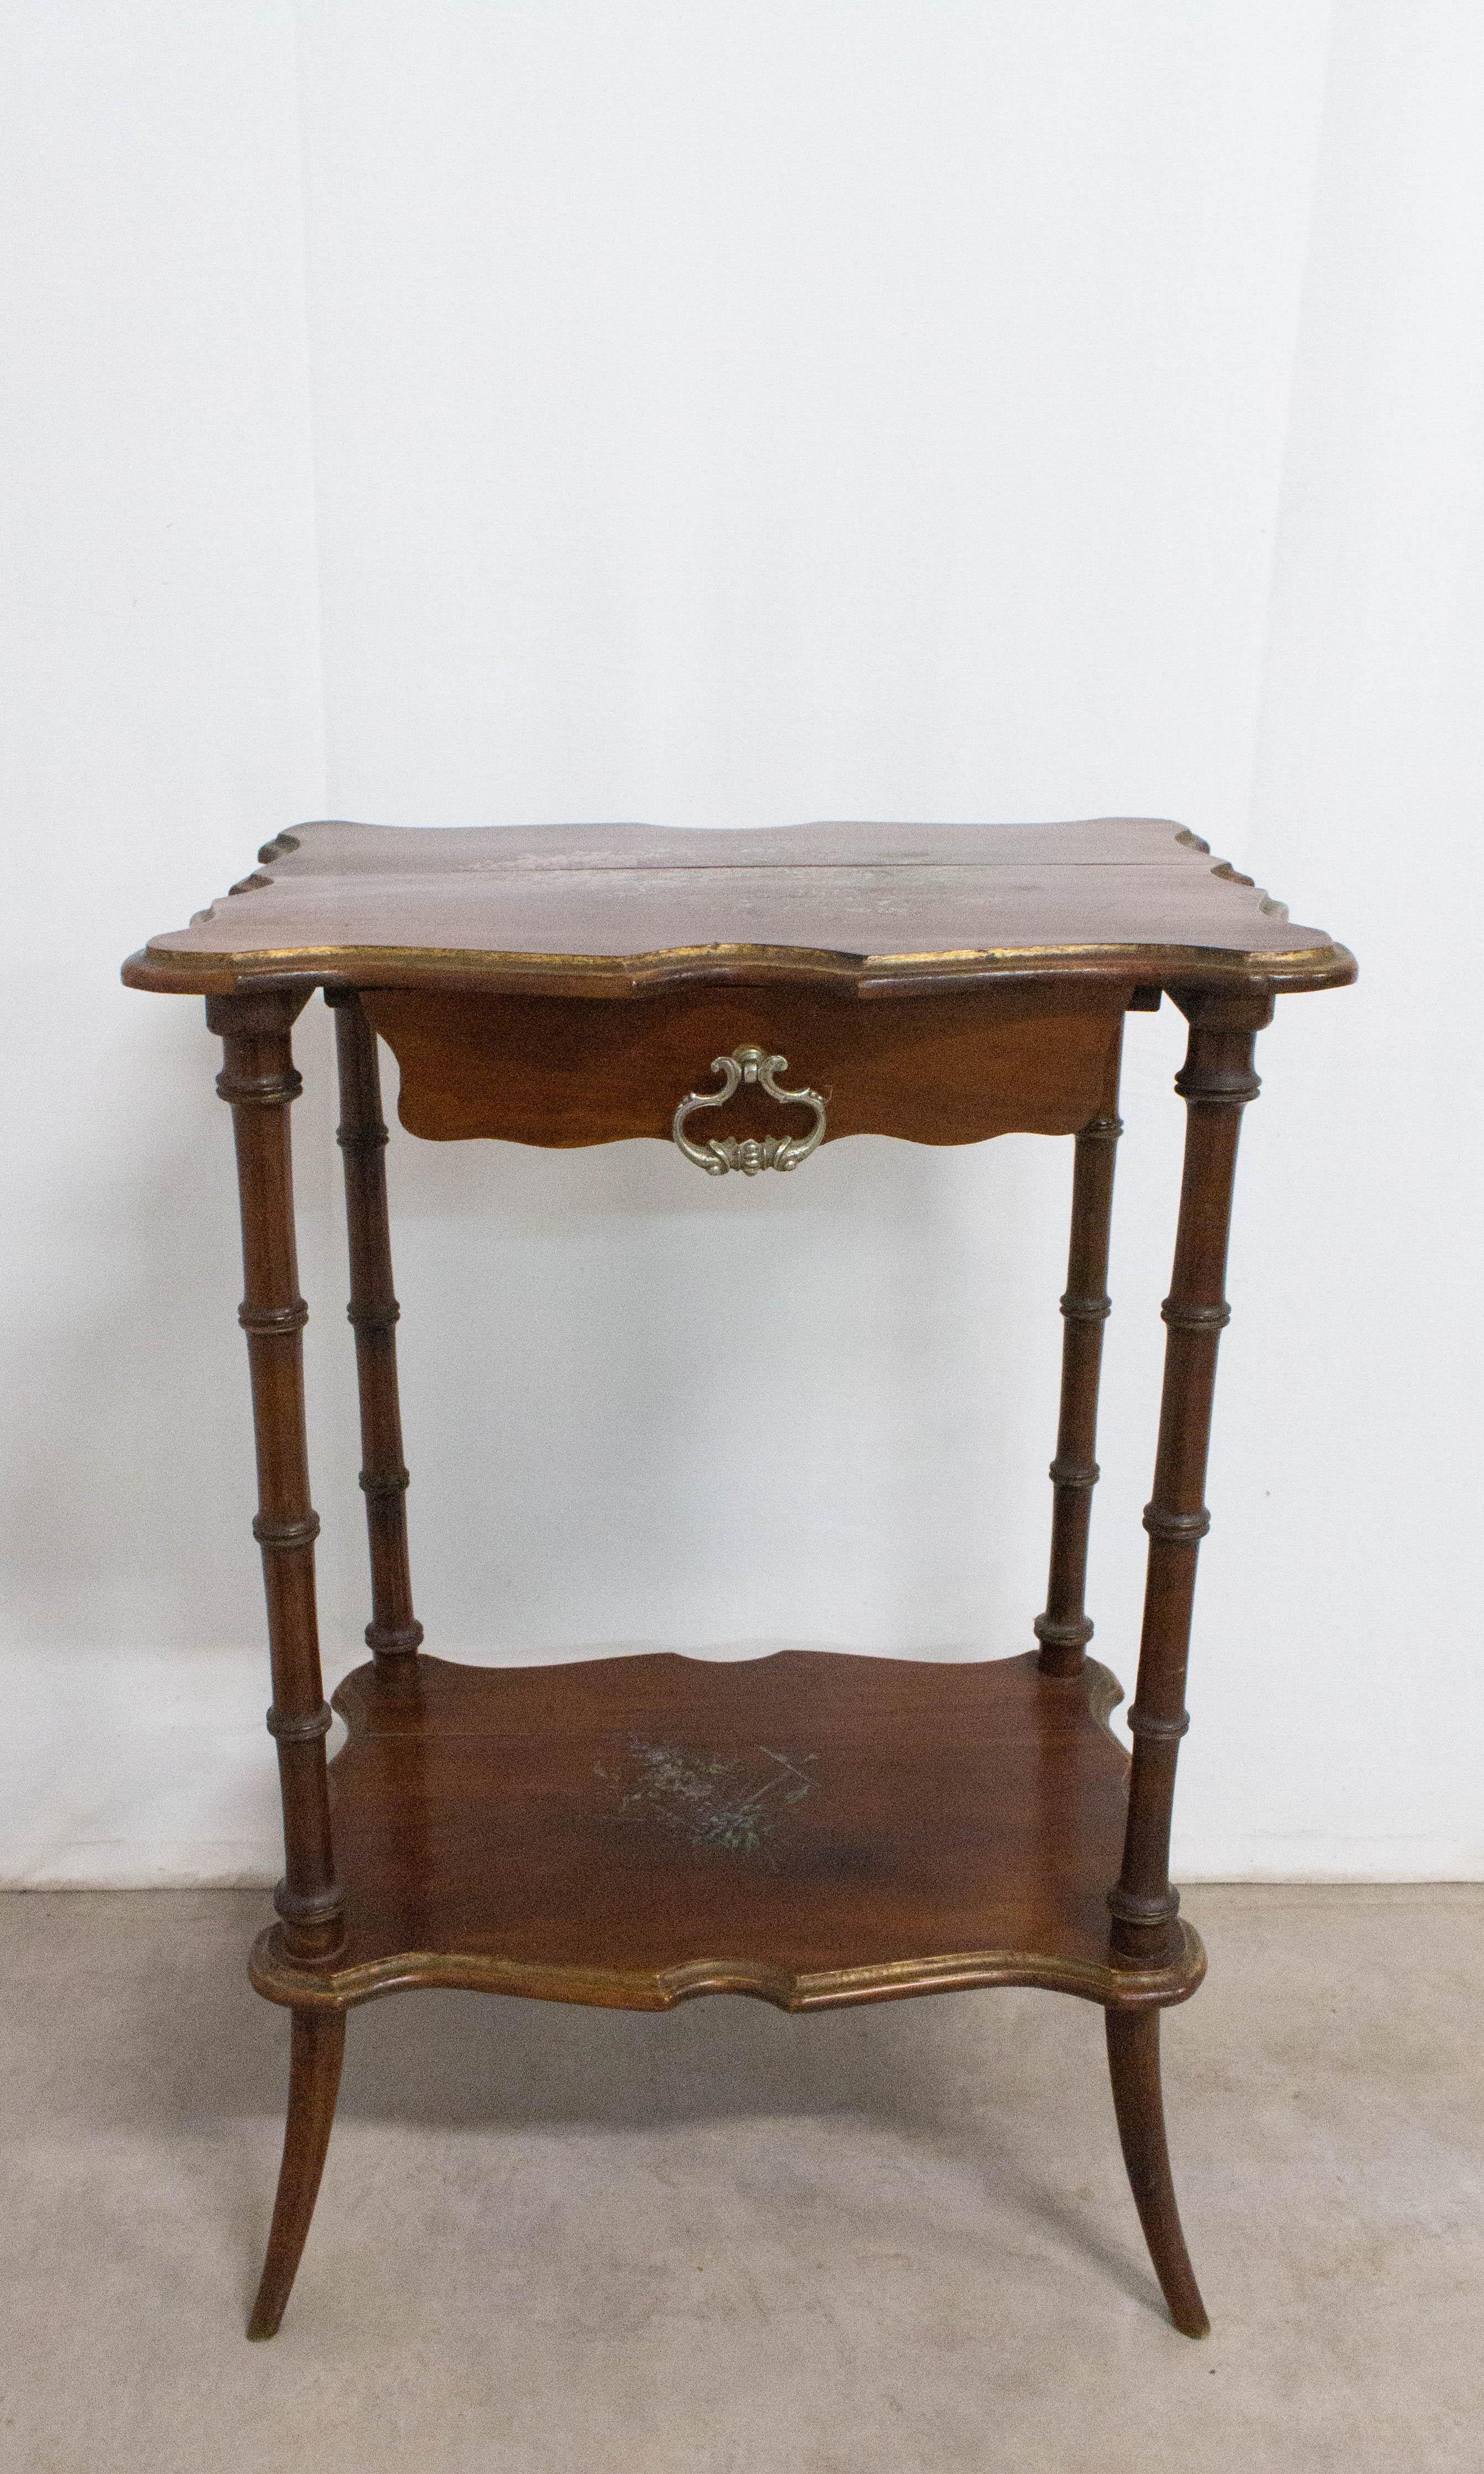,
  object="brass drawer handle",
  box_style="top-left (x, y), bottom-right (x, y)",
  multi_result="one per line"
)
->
top-left (672, 1046), bottom-right (827, 1176)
